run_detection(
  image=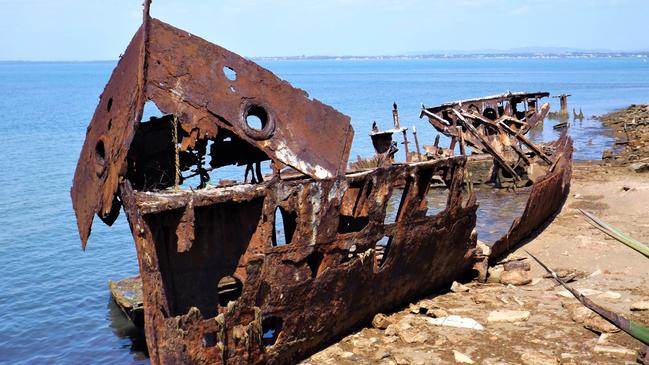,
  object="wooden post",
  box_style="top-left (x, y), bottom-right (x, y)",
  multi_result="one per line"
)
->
top-left (456, 126), bottom-right (466, 156)
top-left (412, 126), bottom-right (422, 161)
top-left (392, 102), bottom-right (400, 129)
top-left (402, 129), bottom-right (410, 162)
top-left (449, 137), bottom-right (457, 156)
